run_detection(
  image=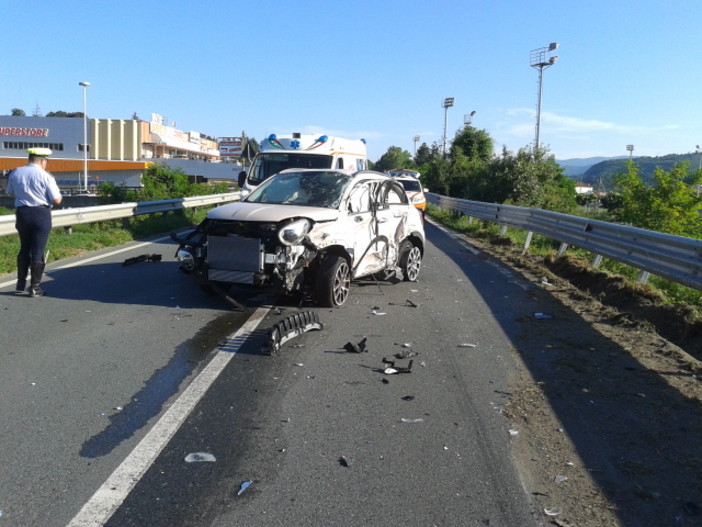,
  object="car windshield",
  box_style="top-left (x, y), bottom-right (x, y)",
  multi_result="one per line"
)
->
top-left (245, 171), bottom-right (353, 209)
top-left (248, 153), bottom-right (334, 185)
top-left (398, 179), bottom-right (422, 192)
